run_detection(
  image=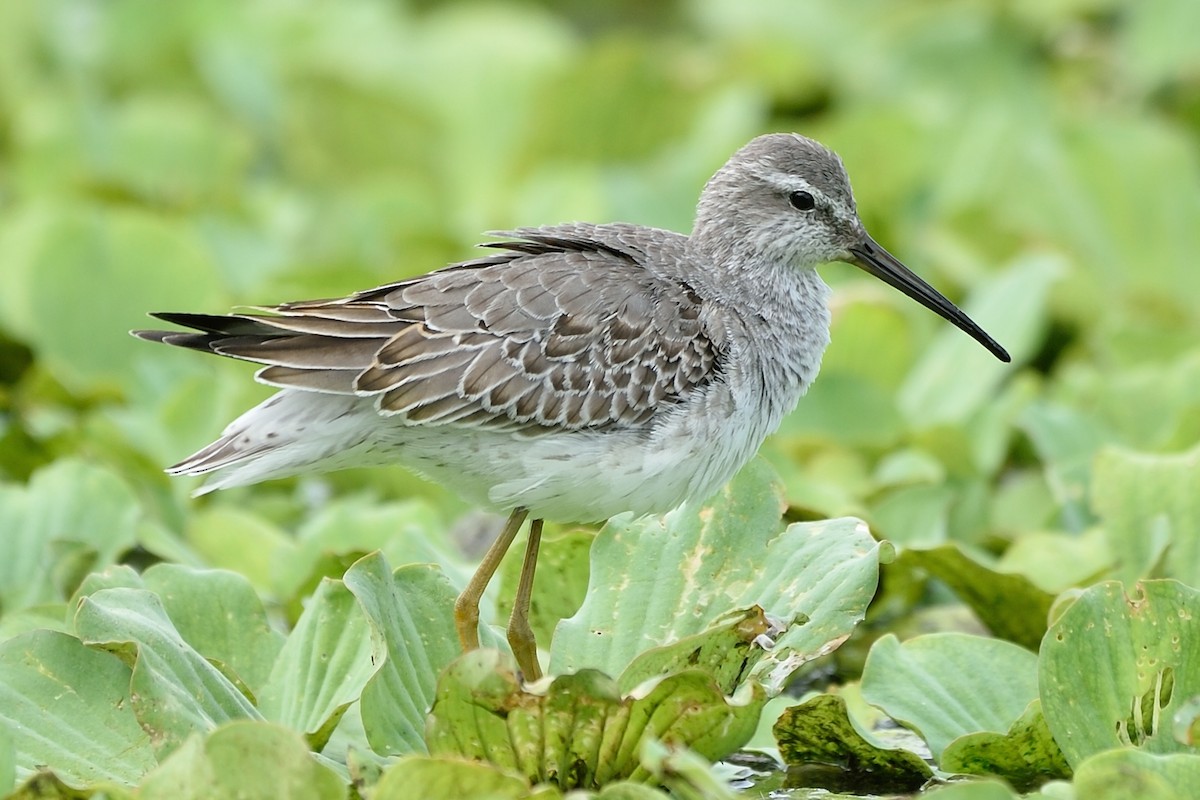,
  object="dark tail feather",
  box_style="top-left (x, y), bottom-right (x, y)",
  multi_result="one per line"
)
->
top-left (130, 311), bottom-right (286, 356)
